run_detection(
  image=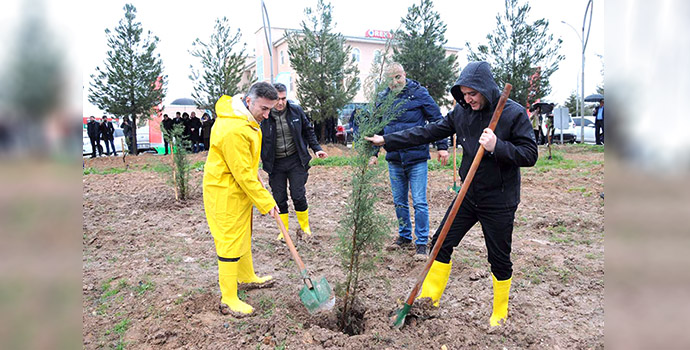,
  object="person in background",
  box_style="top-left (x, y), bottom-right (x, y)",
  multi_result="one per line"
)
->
top-left (201, 112), bottom-right (213, 151)
top-left (87, 116), bottom-right (102, 158)
top-left (120, 117), bottom-right (133, 153)
top-left (260, 83), bottom-right (327, 240)
top-left (371, 62), bottom-right (449, 260)
top-left (189, 111), bottom-right (202, 153)
top-left (593, 99), bottom-right (604, 145)
top-left (161, 113), bottom-right (174, 155)
top-left (100, 116), bottom-right (116, 156)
